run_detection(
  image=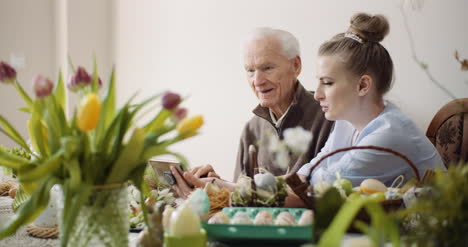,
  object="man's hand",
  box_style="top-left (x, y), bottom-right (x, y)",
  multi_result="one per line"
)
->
top-left (170, 166), bottom-right (213, 199)
top-left (190, 164), bottom-right (221, 179)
